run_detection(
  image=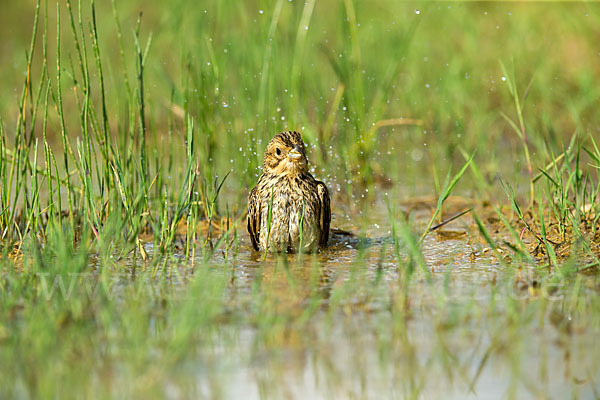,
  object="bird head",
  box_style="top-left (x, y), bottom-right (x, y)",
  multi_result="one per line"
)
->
top-left (263, 131), bottom-right (309, 176)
